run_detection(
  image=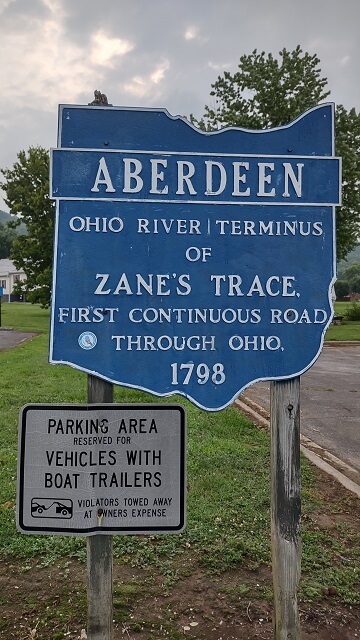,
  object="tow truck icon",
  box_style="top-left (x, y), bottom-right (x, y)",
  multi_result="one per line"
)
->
top-left (31, 498), bottom-right (73, 519)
